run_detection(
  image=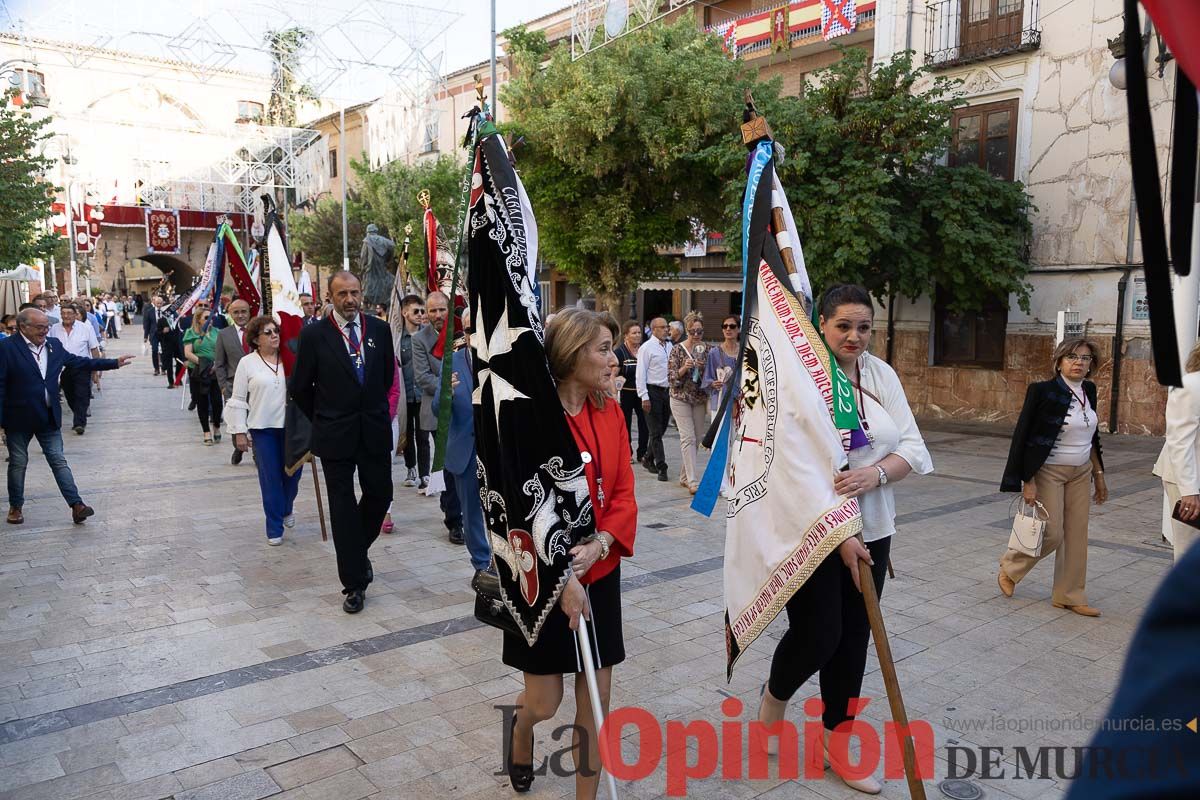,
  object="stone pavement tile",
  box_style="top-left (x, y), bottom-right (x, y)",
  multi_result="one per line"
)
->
top-left (0, 753), bottom-right (65, 793)
top-left (285, 724), bottom-right (351, 757)
top-left (265, 743), bottom-right (362, 790)
top-left (356, 750), bottom-right (432, 789)
top-left (0, 764), bottom-right (124, 800)
top-left (116, 706), bottom-right (184, 736)
top-left (290, 767), bottom-right (379, 800)
top-left (171, 756), bottom-right (244, 790)
top-left (77, 772), bottom-right (182, 800)
top-left (283, 704), bottom-right (349, 735)
top-left (338, 710), bottom-right (398, 740)
top-left (231, 740), bottom-right (300, 771)
top-left (172, 769), bottom-right (280, 800)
